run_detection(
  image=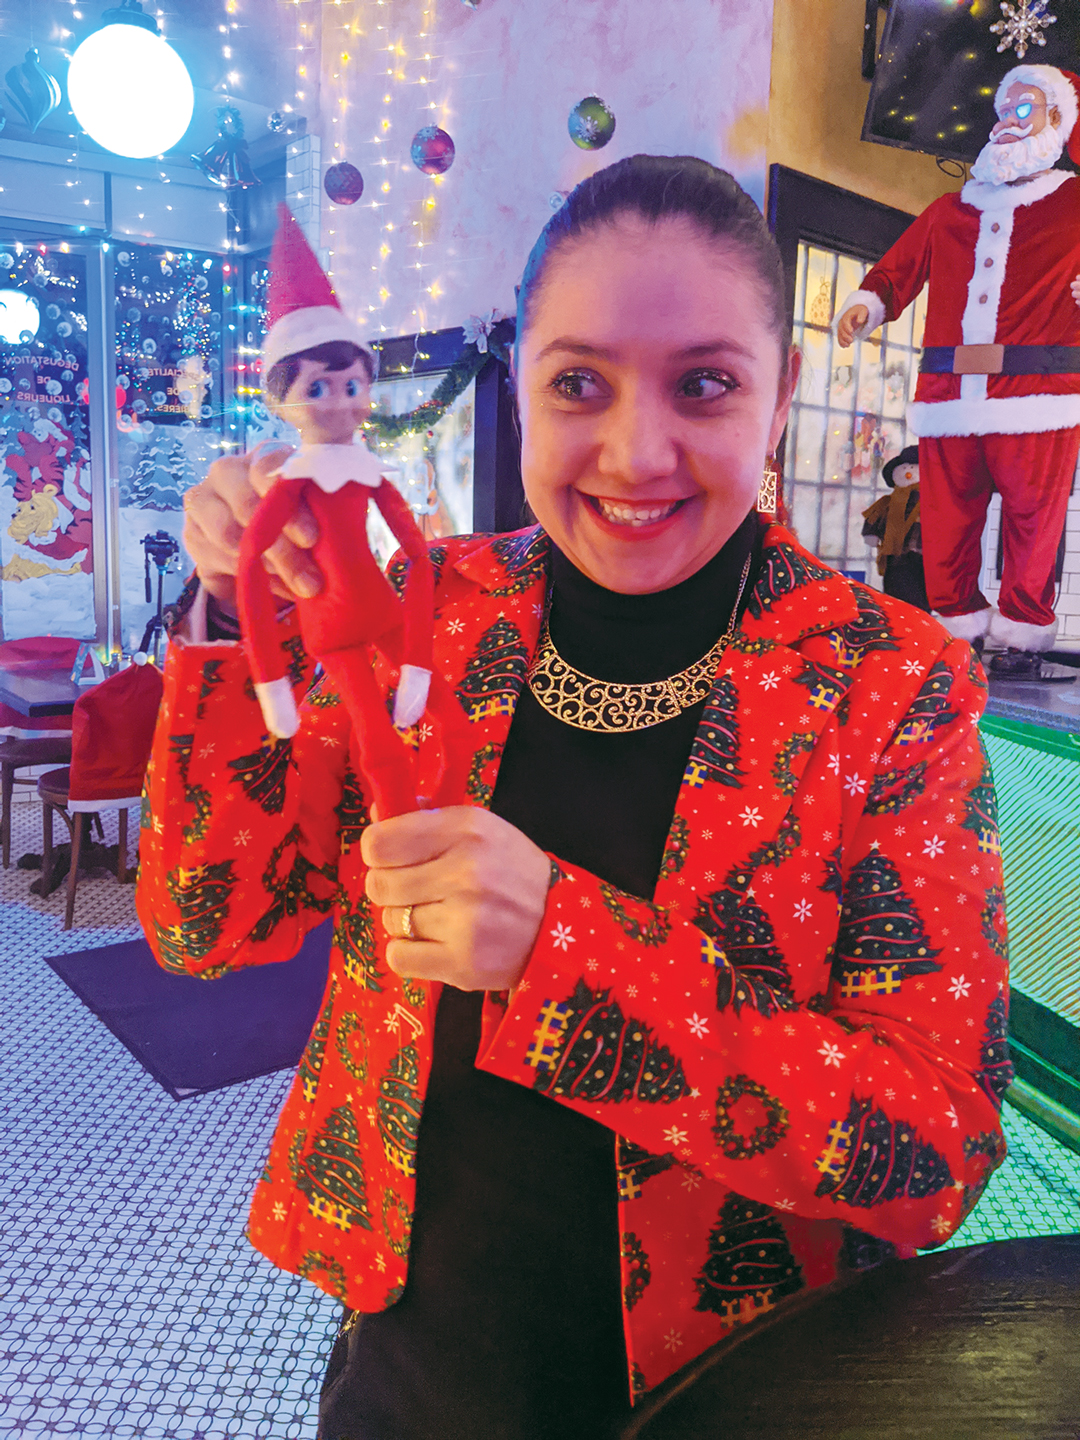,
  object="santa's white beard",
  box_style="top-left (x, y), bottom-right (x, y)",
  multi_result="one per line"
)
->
top-left (970, 123), bottom-right (1064, 184)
